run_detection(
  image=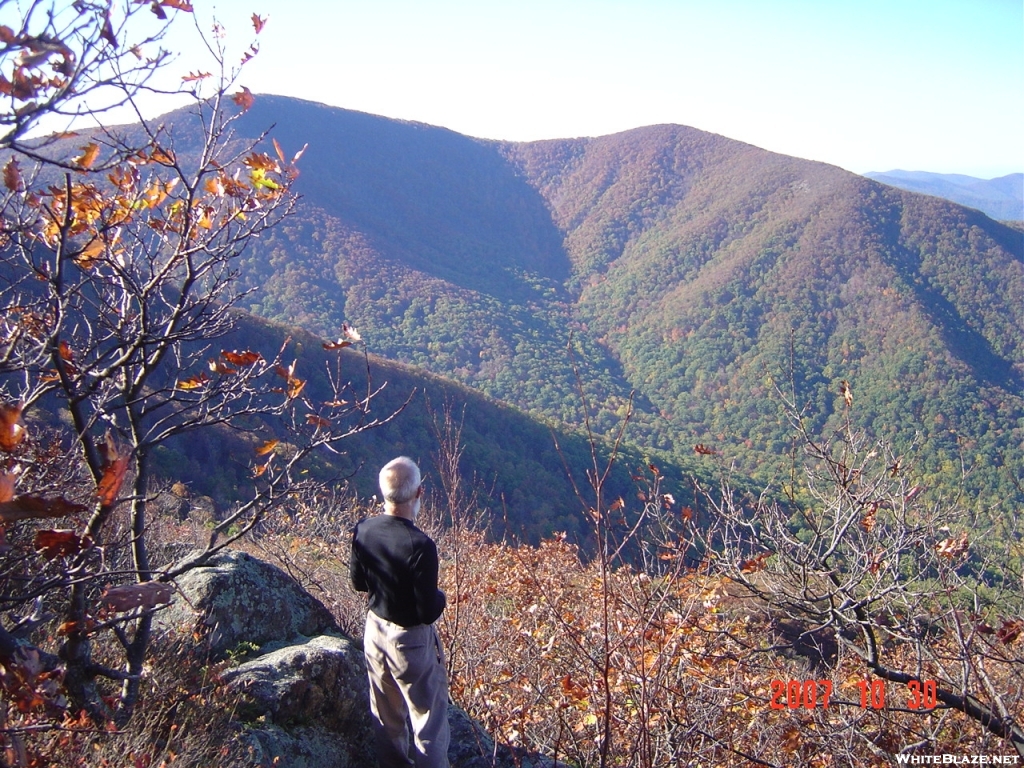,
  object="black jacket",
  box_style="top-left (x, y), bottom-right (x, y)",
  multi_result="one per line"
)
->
top-left (350, 514), bottom-right (447, 627)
